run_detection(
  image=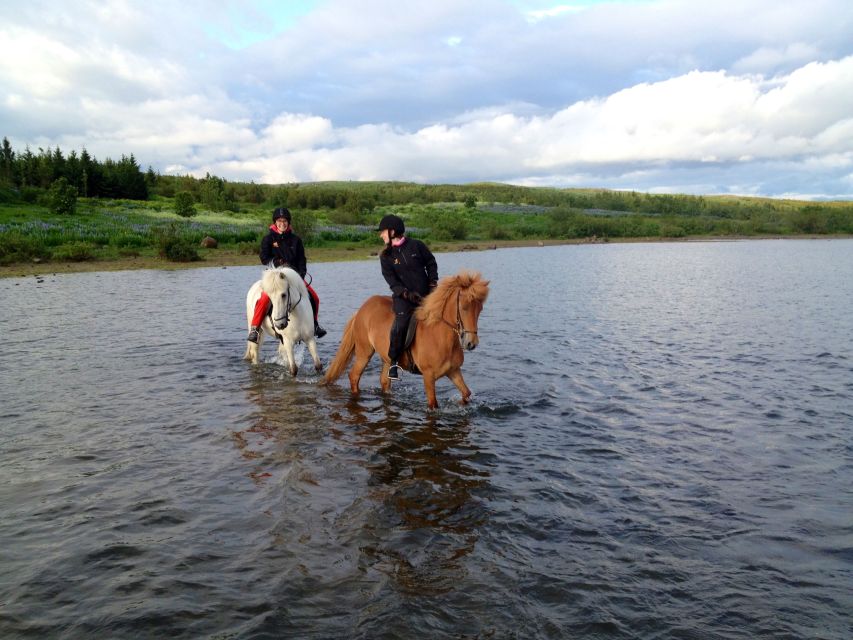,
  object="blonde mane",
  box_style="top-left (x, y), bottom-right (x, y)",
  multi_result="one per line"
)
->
top-left (415, 270), bottom-right (490, 325)
top-left (261, 268), bottom-right (291, 296)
